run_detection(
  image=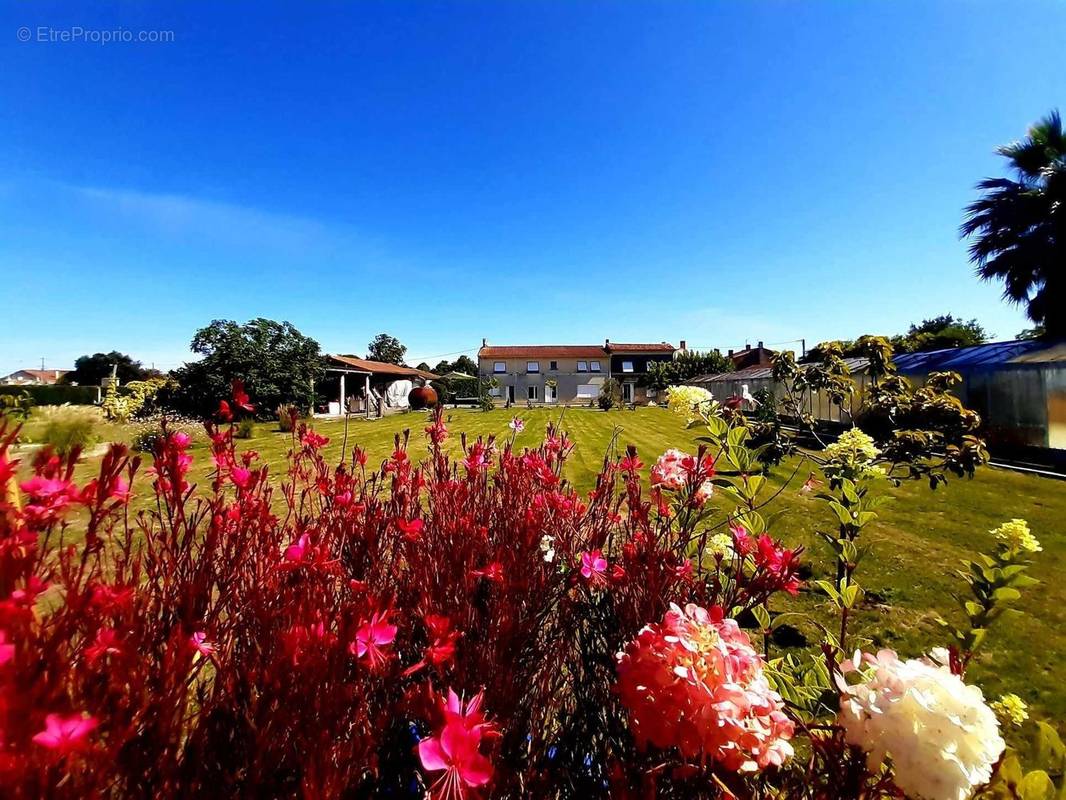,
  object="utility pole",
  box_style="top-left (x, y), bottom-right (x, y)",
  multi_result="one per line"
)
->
top-left (40, 357), bottom-right (45, 370)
